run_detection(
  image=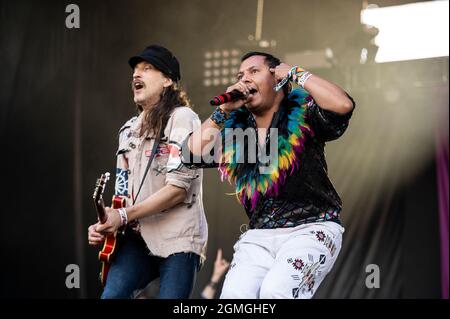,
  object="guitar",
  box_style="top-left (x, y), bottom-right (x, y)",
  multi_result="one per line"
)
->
top-left (92, 172), bottom-right (126, 286)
